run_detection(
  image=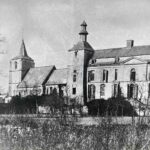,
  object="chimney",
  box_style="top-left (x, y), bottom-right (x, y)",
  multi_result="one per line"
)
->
top-left (126, 40), bottom-right (134, 48)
